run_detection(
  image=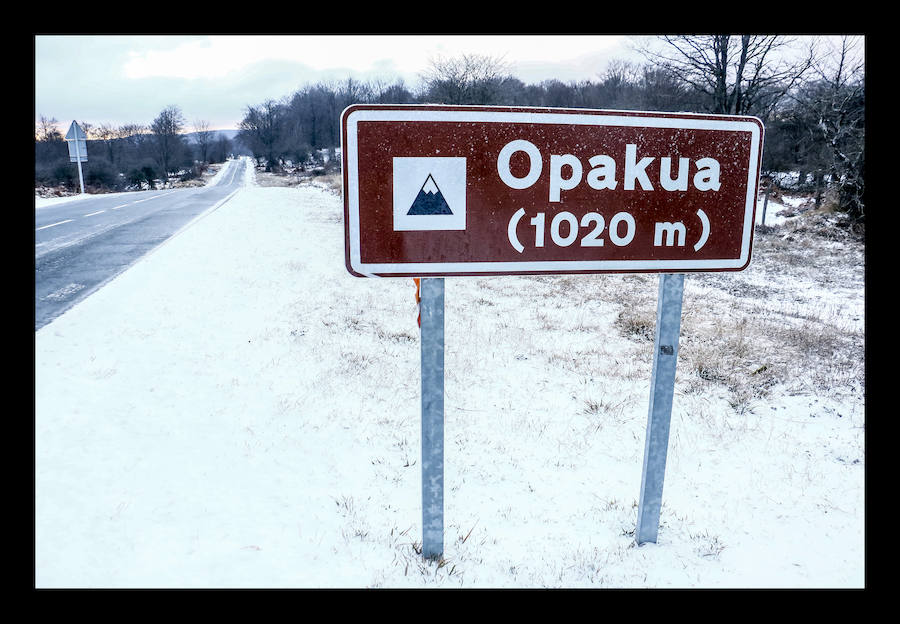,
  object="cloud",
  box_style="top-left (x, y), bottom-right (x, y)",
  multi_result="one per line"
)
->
top-left (36, 35), bottom-right (644, 131)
